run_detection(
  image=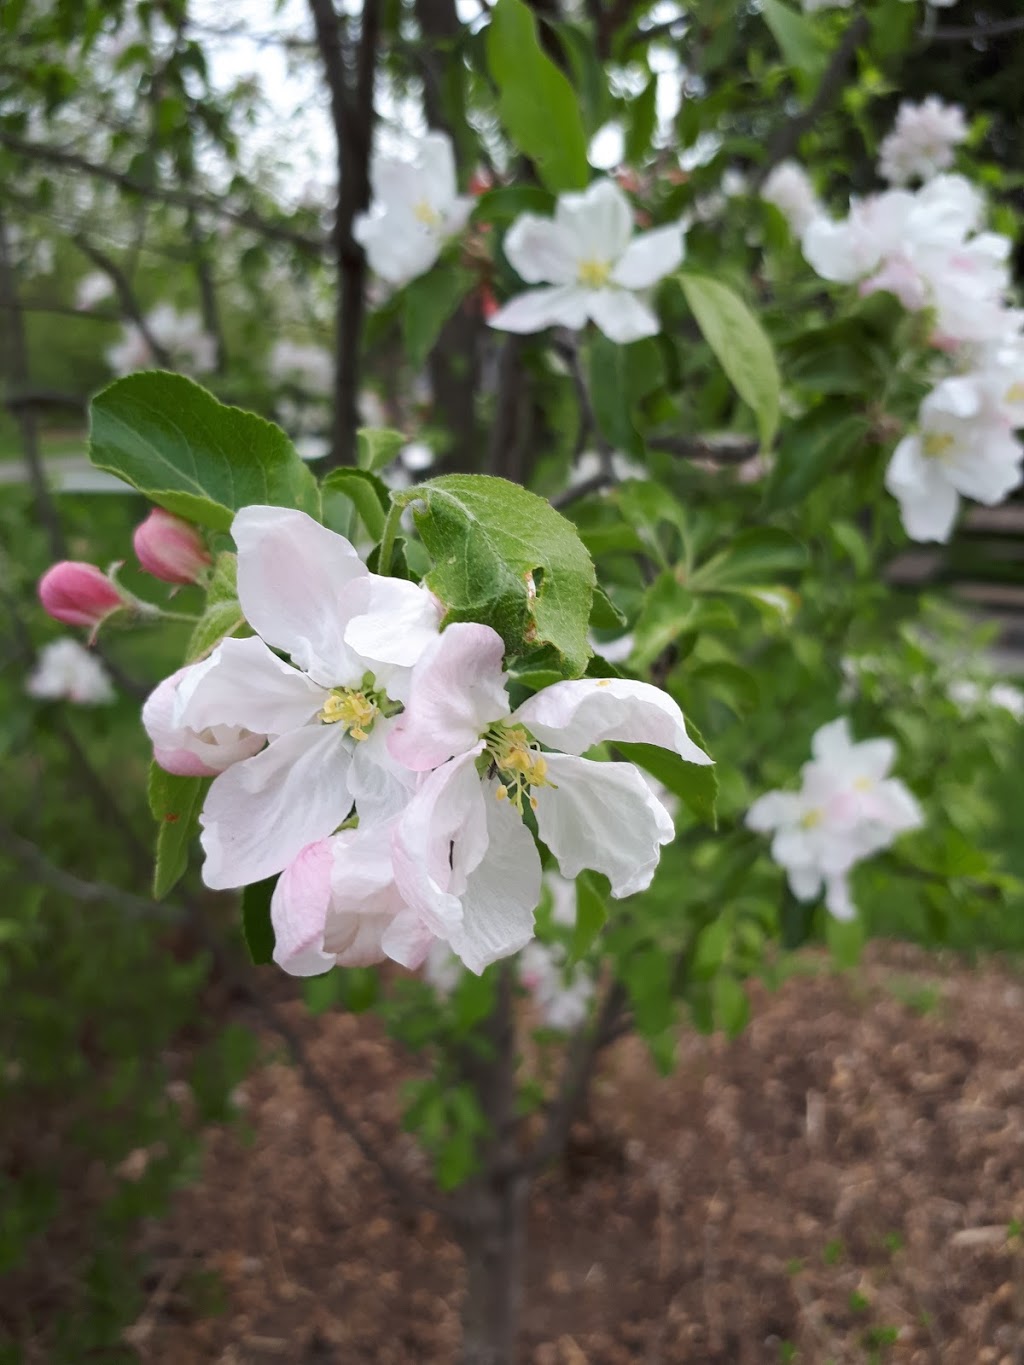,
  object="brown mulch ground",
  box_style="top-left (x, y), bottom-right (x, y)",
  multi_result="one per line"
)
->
top-left (133, 944), bottom-right (1024, 1364)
